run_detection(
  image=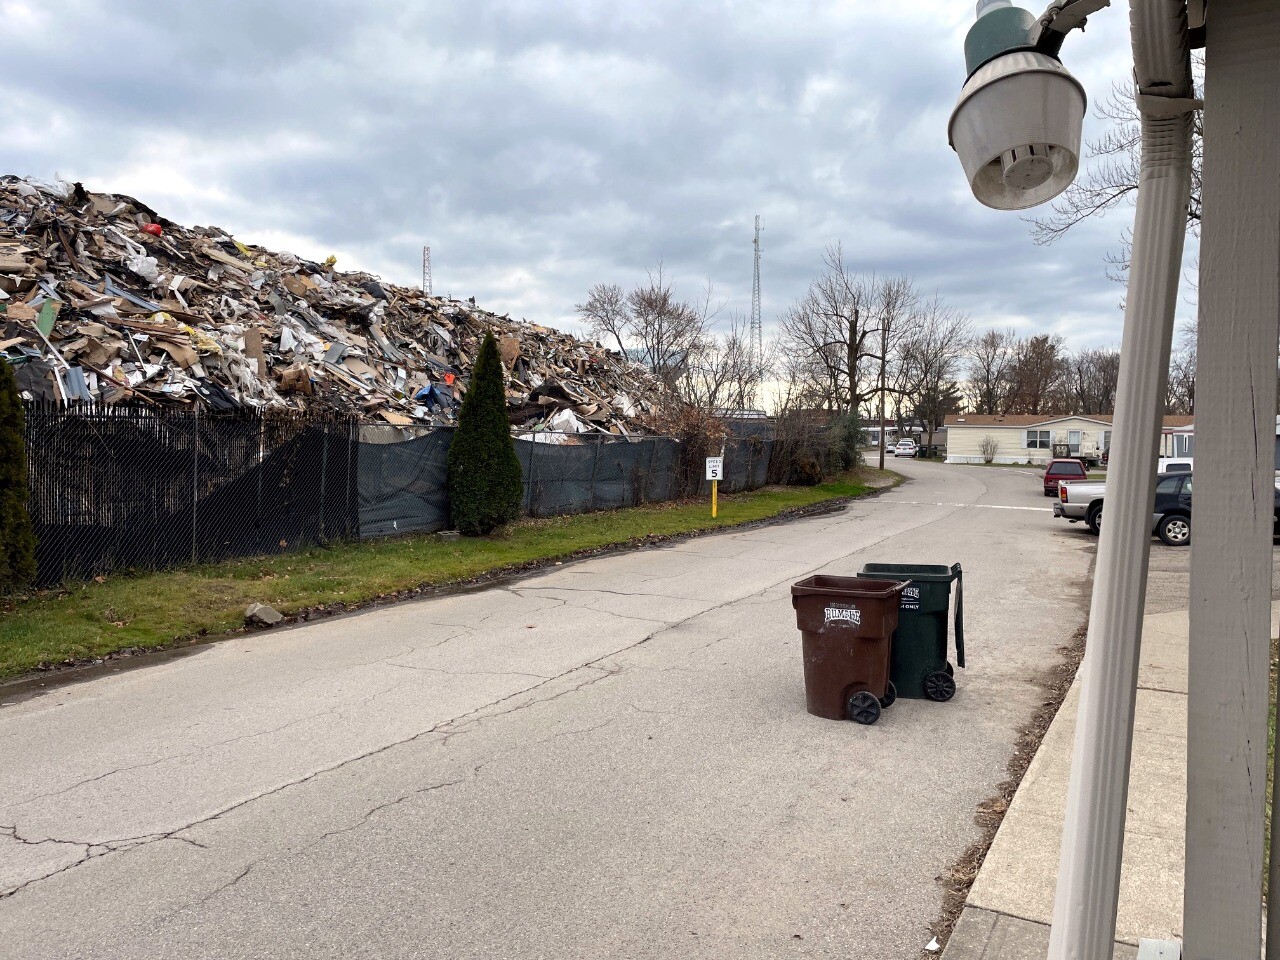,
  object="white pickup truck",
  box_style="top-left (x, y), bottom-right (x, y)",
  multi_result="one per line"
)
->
top-left (1054, 479), bottom-right (1106, 534)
